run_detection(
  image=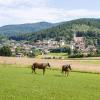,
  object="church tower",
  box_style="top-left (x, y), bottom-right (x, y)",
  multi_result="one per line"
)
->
top-left (73, 33), bottom-right (76, 41)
